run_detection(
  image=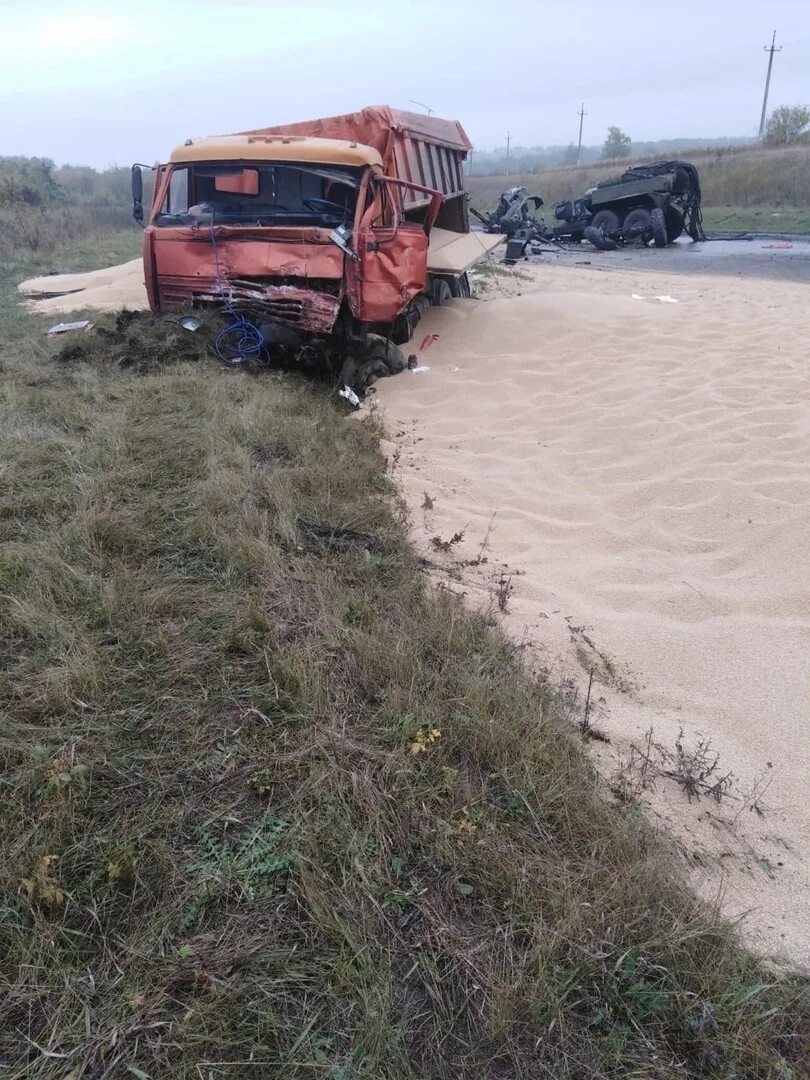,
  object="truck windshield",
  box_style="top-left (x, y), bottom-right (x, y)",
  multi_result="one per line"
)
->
top-left (155, 163), bottom-right (360, 228)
